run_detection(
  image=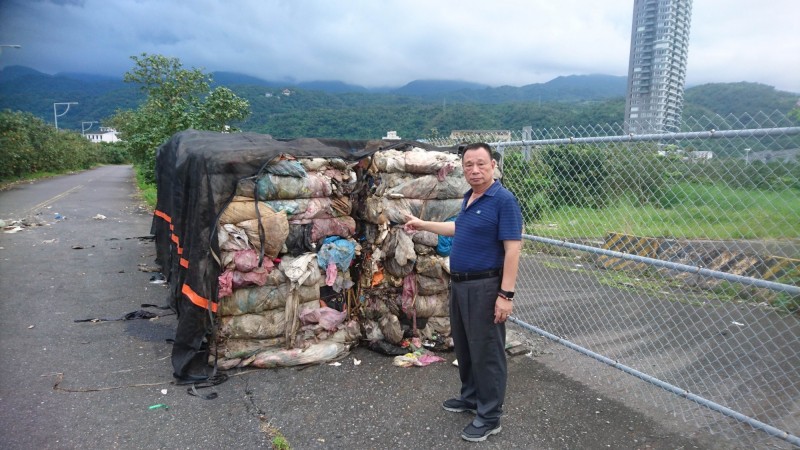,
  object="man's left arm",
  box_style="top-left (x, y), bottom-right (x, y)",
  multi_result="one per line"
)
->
top-left (495, 239), bottom-right (521, 323)
top-left (500, 240), bottom-right (521, 292)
